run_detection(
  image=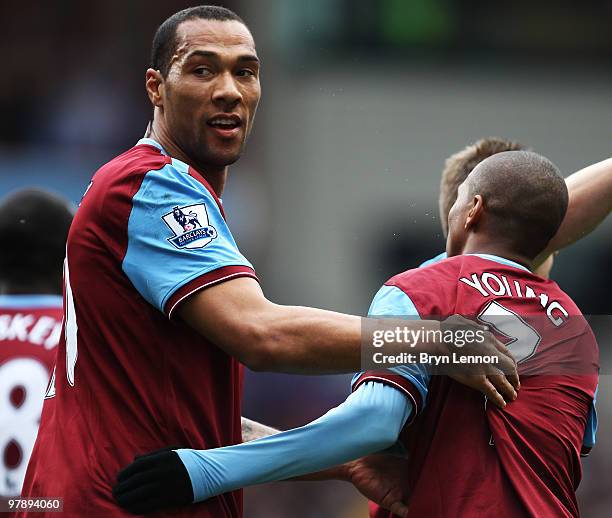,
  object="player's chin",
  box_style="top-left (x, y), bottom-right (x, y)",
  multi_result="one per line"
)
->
top-left (206, 142), bottom-right (245, 166)
top-left (209, 148), bottom-right (242, 167)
